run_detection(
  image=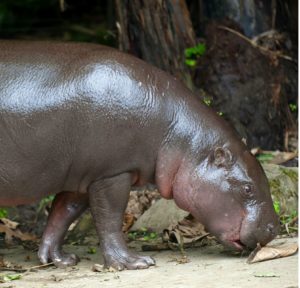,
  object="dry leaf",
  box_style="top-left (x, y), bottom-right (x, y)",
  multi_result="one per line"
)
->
top-left (0, 223), bottom-right (37, 244)
top-left (250, 149), bottom-right (298, 165)
top-left (92, 263), bottom-right (104, 272)
top-left (122, 213), bottom-right (135, 233)
top-left (169, 255), bottom-right (190, 264)
top-left (247, 242), bottom-right (298, 264)
top-left (163, 214), bottom-right (209, 245)
top-left (0, 218), bottom-right (19, 229)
